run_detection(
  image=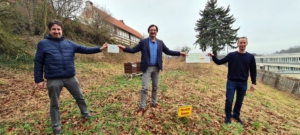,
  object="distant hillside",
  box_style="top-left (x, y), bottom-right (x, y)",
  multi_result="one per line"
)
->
top-left (274, 46), bottom-right (300, 54)
top-left (0, 0), bottom-right (115, 70)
